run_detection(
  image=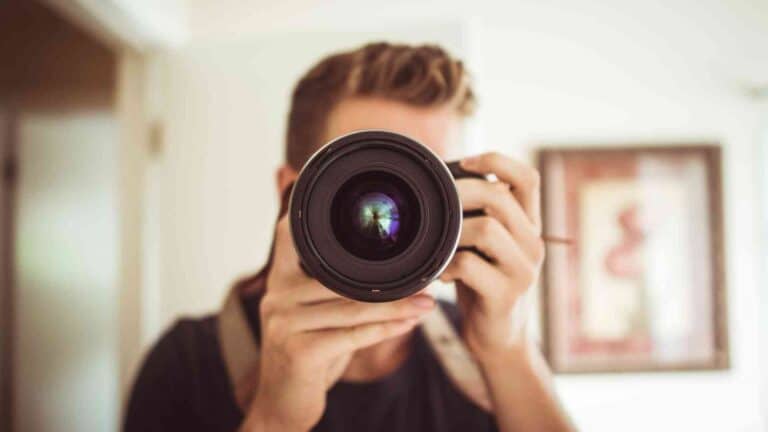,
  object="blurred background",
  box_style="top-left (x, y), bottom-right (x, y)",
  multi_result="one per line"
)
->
top-left (0, 0), bottom-right (766, 430)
